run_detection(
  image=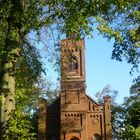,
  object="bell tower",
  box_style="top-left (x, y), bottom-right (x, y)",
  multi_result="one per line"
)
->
top-left (61, 38), bottom-right (85, 82)
top-left (37, 37), bottom-right (112, 140)
top-left (60, 38), bottom-right (87, 140)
